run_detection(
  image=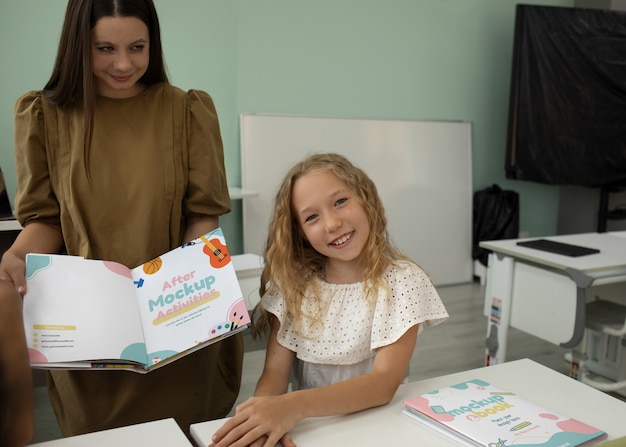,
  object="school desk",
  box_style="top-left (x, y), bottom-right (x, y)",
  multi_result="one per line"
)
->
top-left (479, 232), bottom-right (626, 367)
top-left (27, 418), bottom-right (192, 446)
top-left (189, 358), bottom-right (626, 446)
